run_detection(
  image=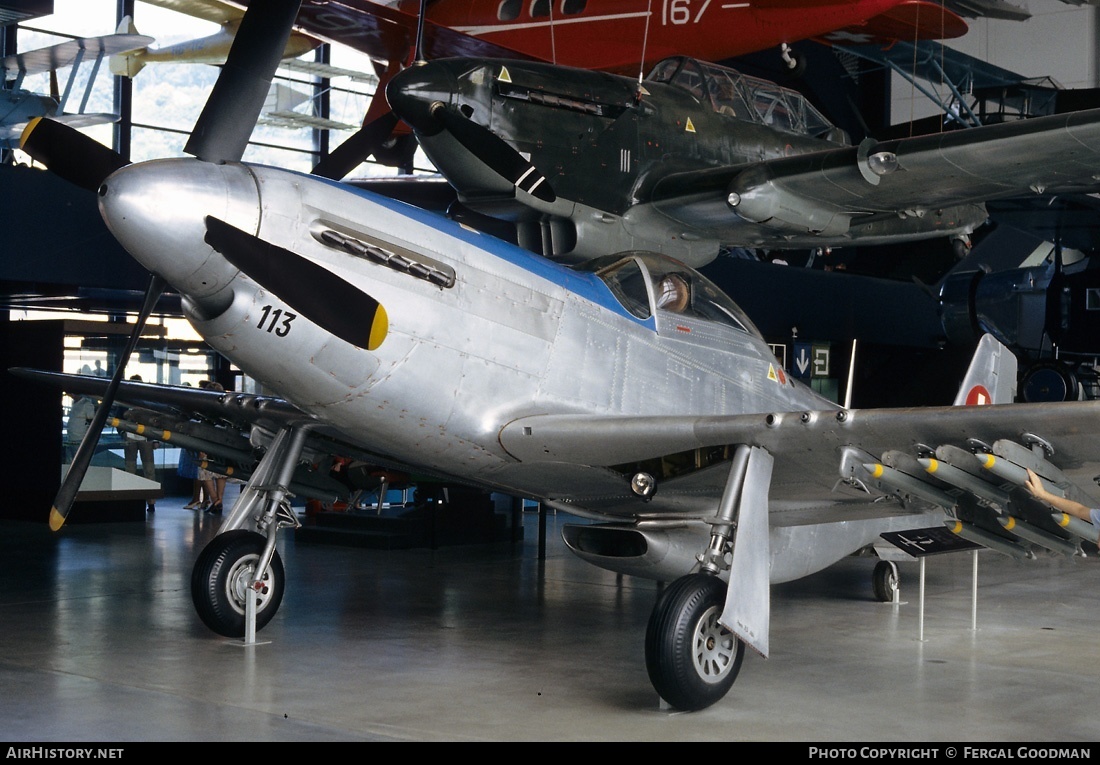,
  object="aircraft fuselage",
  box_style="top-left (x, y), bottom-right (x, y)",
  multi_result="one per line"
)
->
top-left (0, 90), bottom-right (57, 146)
top-left (96, 158), bottom-right (830, 517)
top-left (388, 57), bottom-right (987, 265)
top-left (412, 0), bottom-right (963, 73)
